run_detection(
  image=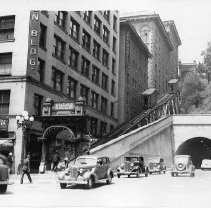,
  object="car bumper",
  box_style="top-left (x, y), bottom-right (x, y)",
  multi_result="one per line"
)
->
top-left (57, 177), bottom-right (87, 185)
top-left (0, 180), bottom-right (14, 185)
top-left (117, 171), bottom-right (138, 175)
